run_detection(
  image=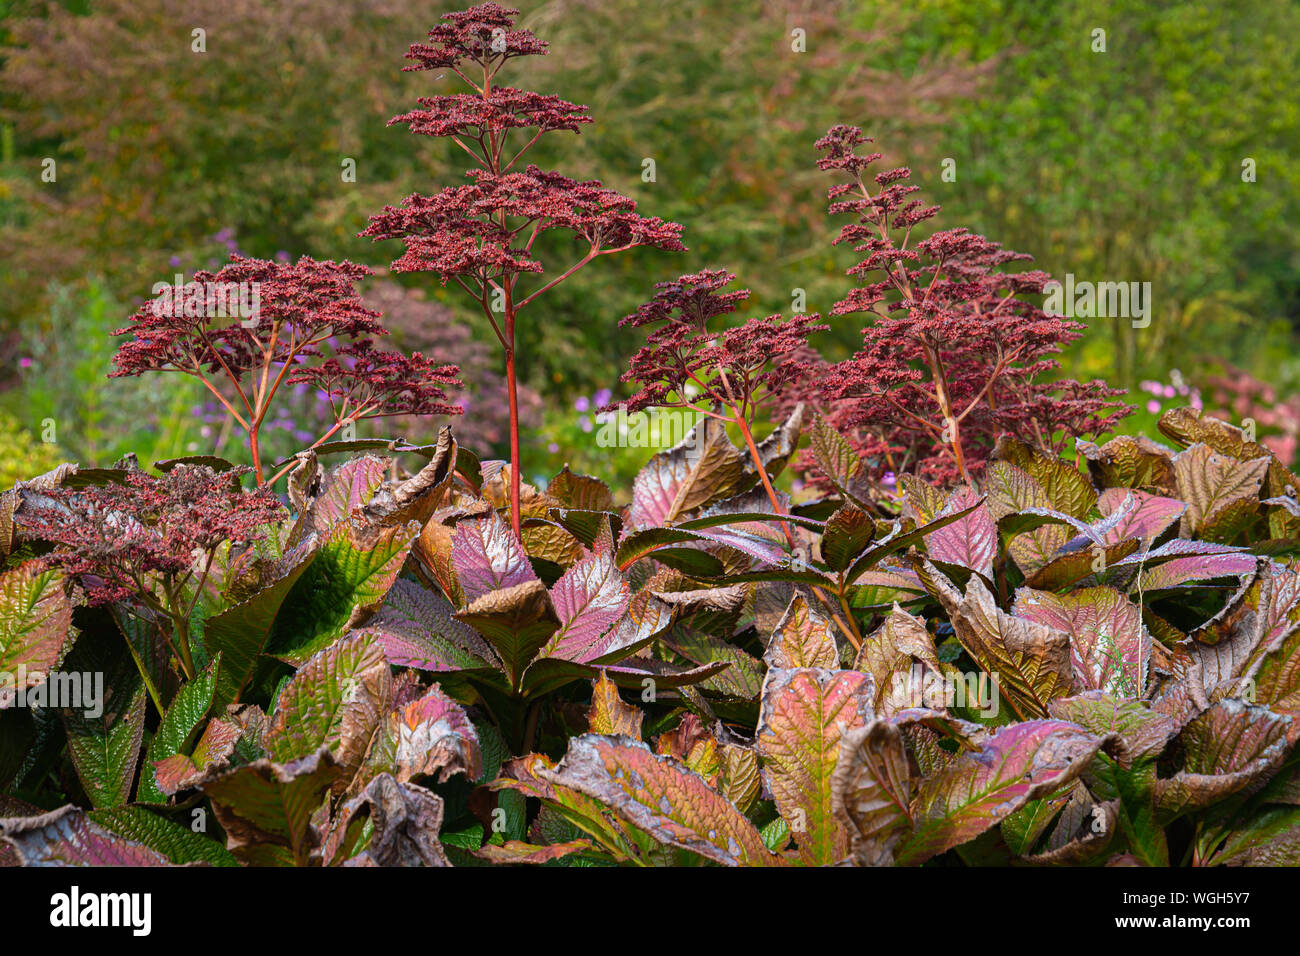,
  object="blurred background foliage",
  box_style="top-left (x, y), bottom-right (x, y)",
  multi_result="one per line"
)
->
top-left (1, 0), bottom-right (1297, 486)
